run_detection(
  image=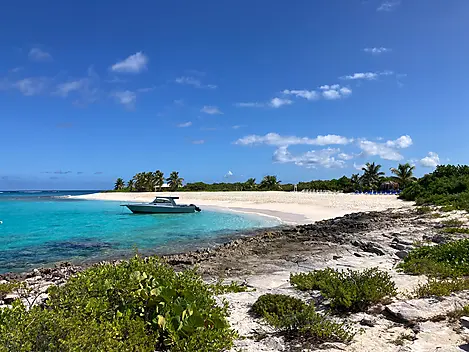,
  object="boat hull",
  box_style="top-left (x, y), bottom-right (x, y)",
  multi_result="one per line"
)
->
top-left (124, 204), bottom-right (196, 214)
